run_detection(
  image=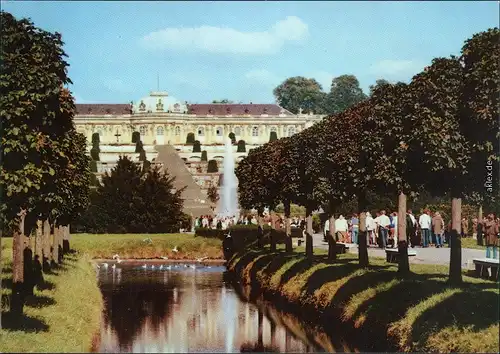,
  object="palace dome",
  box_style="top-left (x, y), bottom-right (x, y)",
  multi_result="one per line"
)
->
top-left (132, 91), bottom-right (188, 114)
